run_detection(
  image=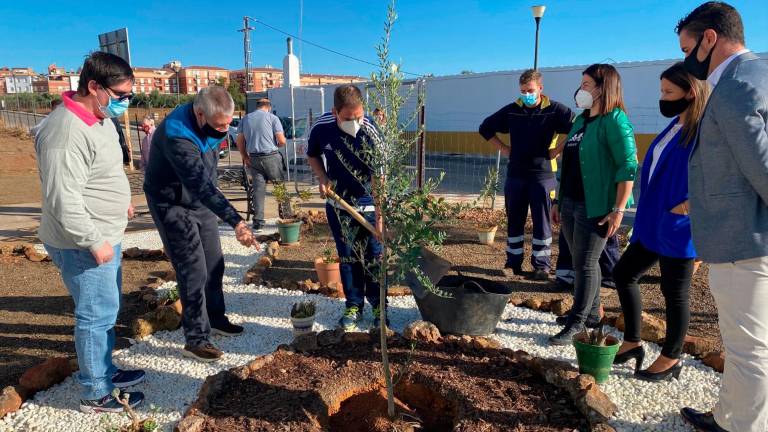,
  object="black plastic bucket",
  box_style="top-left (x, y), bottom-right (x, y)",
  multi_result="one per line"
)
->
top-left (412, 275), bottom-right (513, 336)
